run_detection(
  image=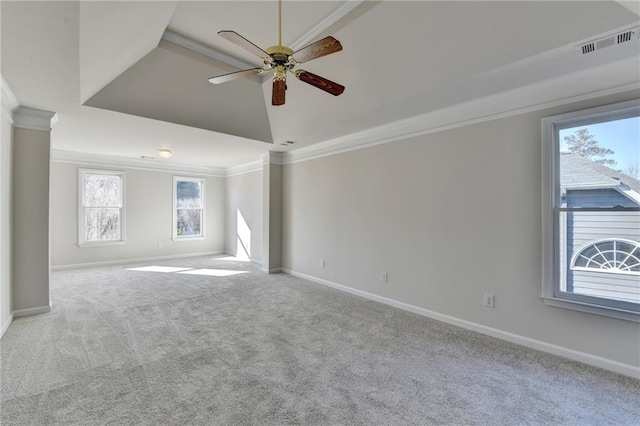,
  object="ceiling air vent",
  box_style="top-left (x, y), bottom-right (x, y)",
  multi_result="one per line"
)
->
top-left (575, 26), bottom-right (639, 56)
top-left (580, 42), bottom-right (596, 55)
